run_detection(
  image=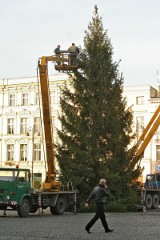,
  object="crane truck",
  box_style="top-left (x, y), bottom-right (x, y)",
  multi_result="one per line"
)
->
top-left (0, 52), bottom-right (78, 217)
top-left (130, 104), bottom-right (160, 210)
